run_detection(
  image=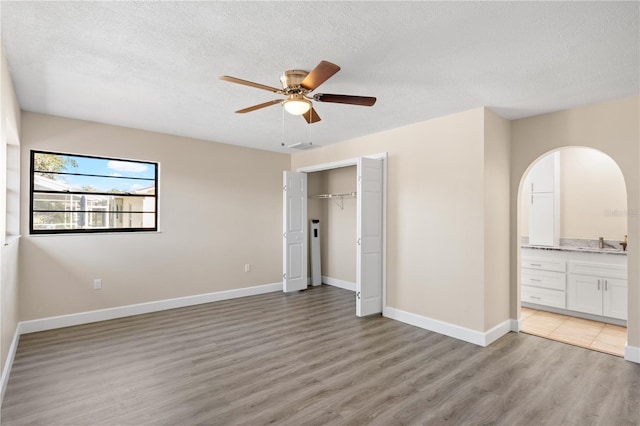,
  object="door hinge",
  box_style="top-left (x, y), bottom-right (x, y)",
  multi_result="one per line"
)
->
top-left (283, 232), bottom-right (287, 238)
top-left (357, 238), bottom-right (361, 246)
top-left (283, 273), bottom-right (287, 279)
top-left (356, 291), bottom-right (361, 299)
top-left (283, 184), bottom-right (287, 191)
